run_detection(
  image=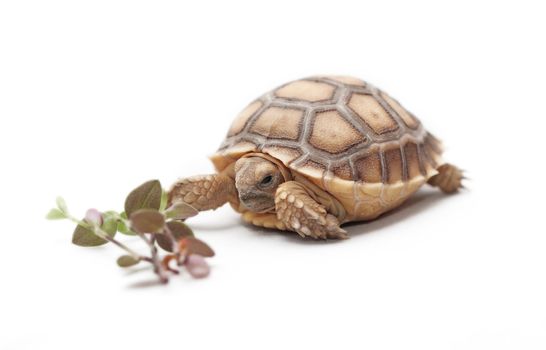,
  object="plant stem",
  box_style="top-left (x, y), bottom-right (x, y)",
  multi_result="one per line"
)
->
top-left (163, 224), bottom-right (181, 254)
top-left (137, 232), bottom-right (168, 283)
top-left (66, 214), bottom-right (143, 259)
